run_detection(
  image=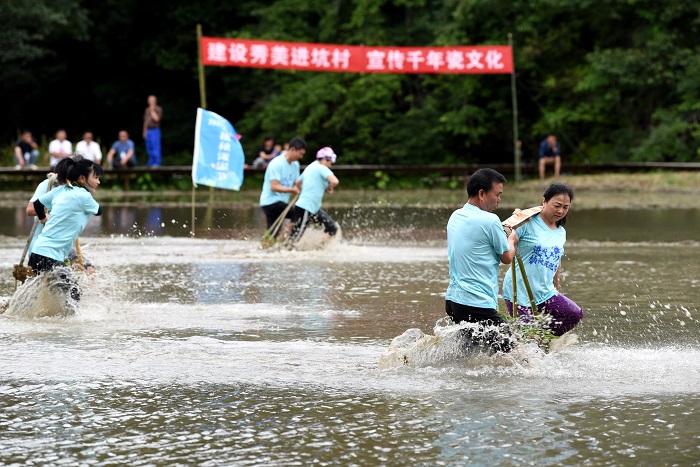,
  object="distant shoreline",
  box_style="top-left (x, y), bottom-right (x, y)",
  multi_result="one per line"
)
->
top-left (0, 172), bottom-right (698, 210)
